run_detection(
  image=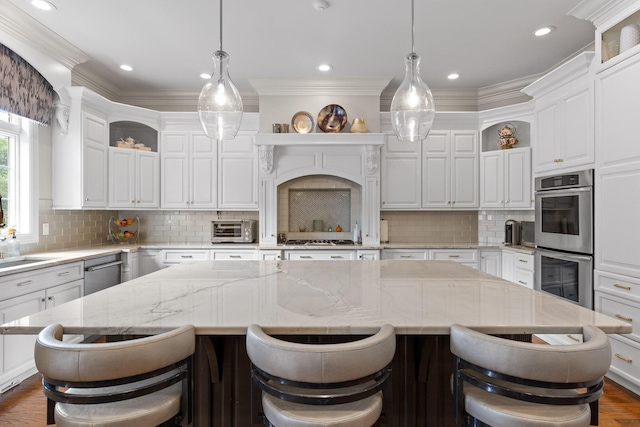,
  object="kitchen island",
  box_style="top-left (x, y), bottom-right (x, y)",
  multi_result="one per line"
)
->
top-left (2, 260), bottom-right (631, 426)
